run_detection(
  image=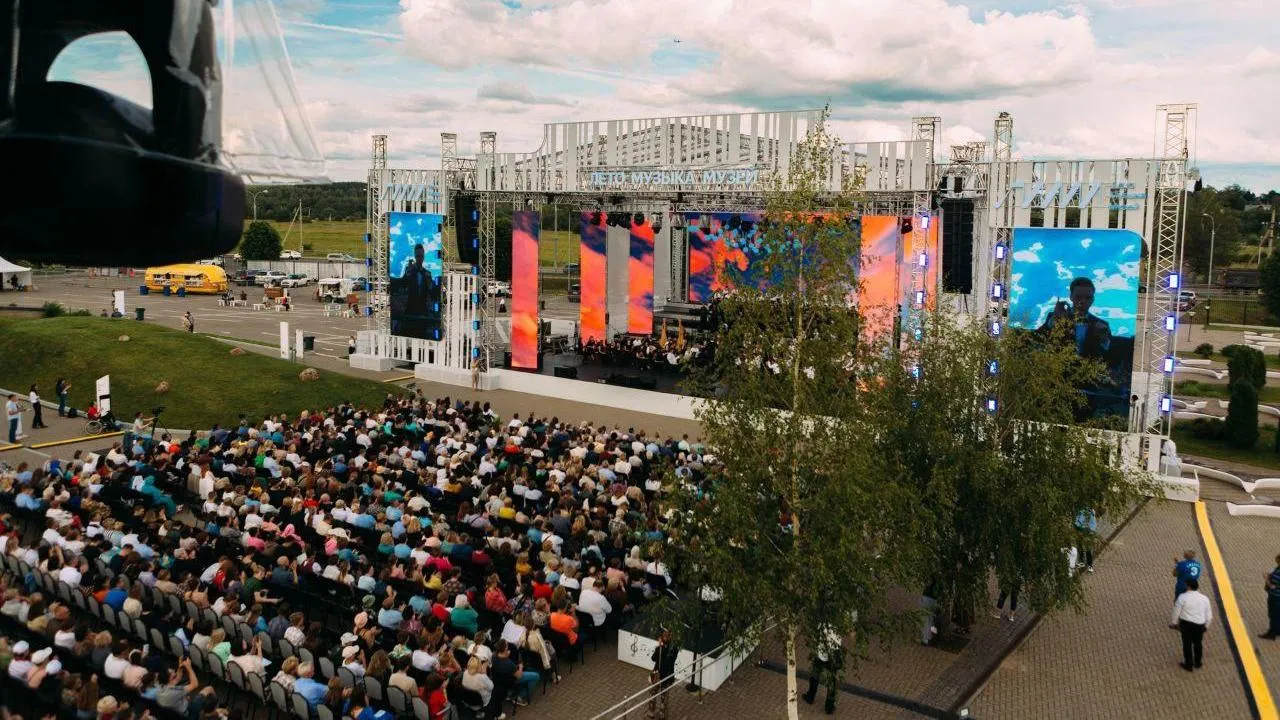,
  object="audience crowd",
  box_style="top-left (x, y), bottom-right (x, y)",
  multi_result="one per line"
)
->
top-left (0, 392), bottom-right (717, 720)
